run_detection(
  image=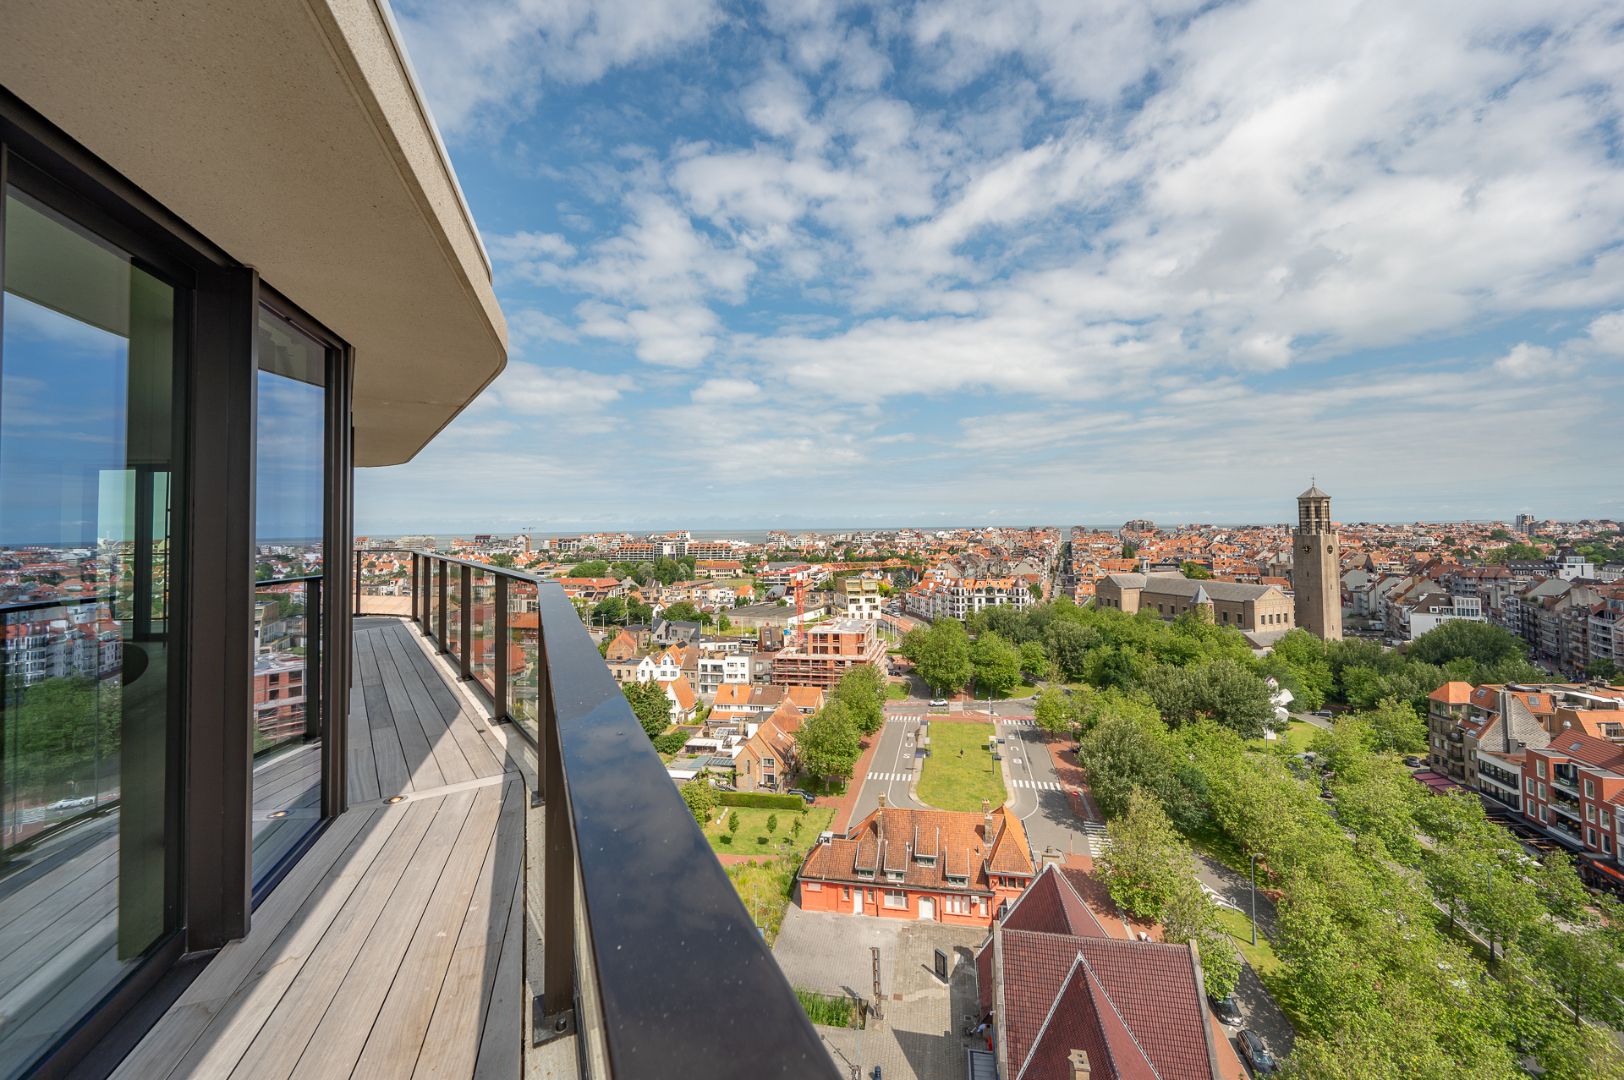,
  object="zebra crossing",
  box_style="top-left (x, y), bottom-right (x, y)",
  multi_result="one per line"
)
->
top-left (866, 771), bottom-right (913, 782)
top-left (1012, 779), bottom-right (1062, 791)
top-left (1081, 819), bottom-right (1111, 857)
top-left (999, 718), bottom-right (1035, 727)
top-left (887, 714), bottom-right (923, 724)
